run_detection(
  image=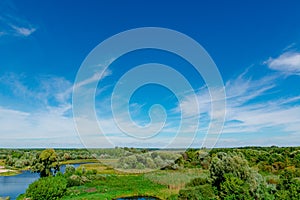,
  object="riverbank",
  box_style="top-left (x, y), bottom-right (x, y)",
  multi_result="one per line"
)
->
top-left (60, 159), bottom-right (99, 165)
top-left (0, 159), bottom-right (99, 177)
top-left (0, 166), bottom-right (20, 176)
